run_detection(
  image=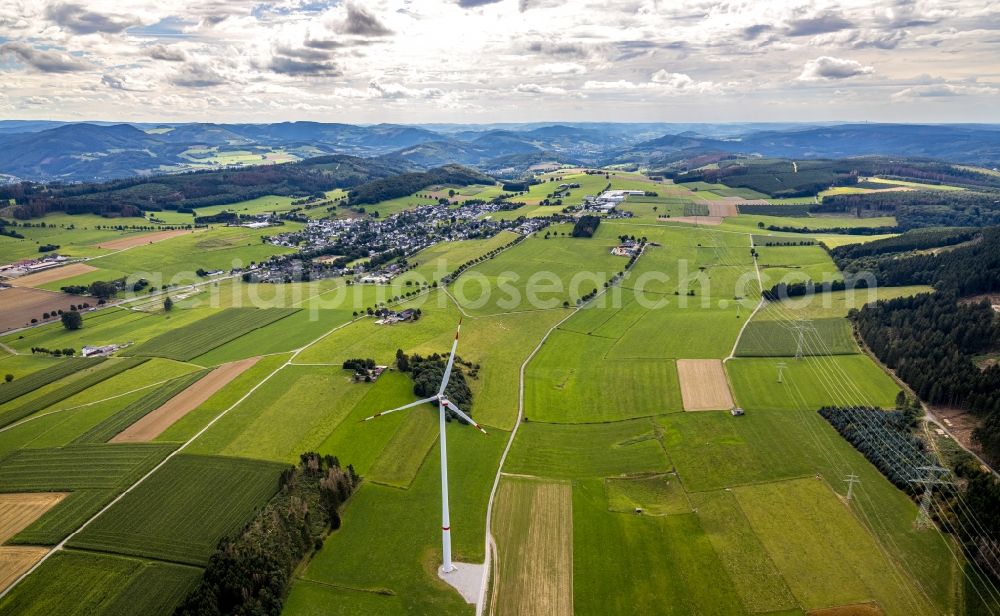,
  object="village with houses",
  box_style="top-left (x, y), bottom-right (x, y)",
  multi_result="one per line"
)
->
top-left (244, 198), bottom-right (549, 286)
